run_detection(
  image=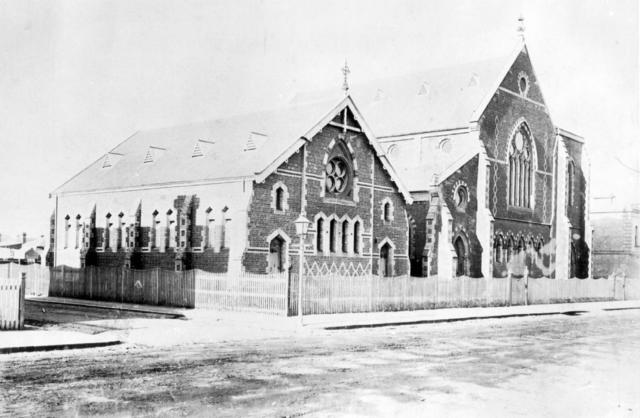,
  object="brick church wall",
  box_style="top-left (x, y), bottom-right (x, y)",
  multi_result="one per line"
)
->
top-left (478, 49), bottom-right (555, 277)
top-left (244, 111), bottom-right (409, 276)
